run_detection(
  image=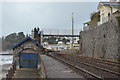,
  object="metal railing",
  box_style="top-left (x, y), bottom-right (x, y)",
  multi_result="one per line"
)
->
top-left (42, 29), bottom-right (82, 35)
top-left (1, 61), bottom-right (16, 80)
